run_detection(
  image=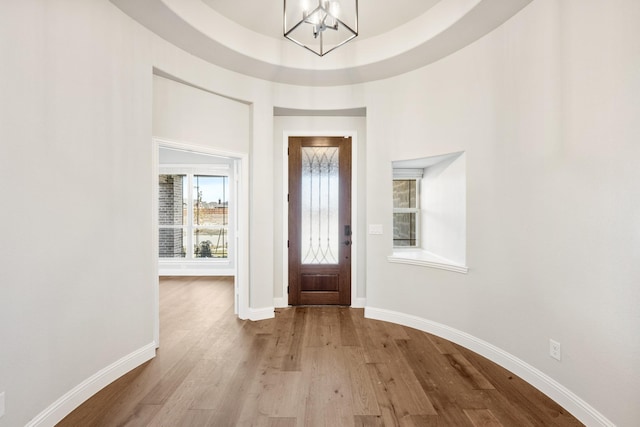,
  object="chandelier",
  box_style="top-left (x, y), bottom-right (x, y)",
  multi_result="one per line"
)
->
top-left (284, 0), bottom-right (358, 56)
